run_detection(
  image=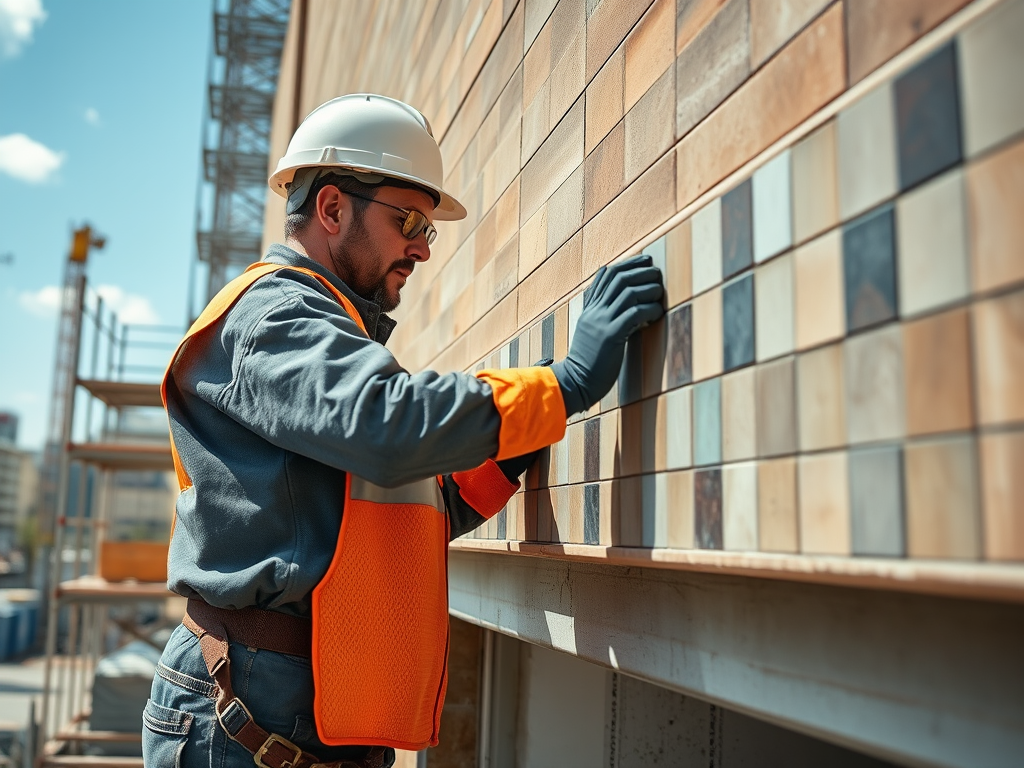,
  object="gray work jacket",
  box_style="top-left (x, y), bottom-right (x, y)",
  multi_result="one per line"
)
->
top-left (163, 244), bottom-right (505, 617)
